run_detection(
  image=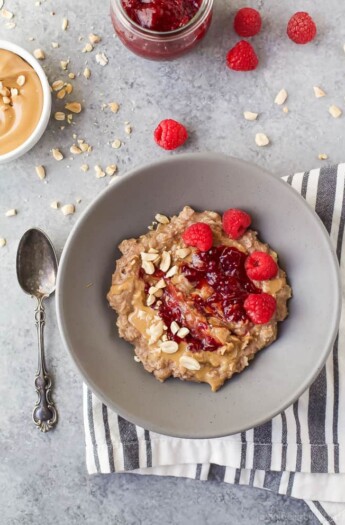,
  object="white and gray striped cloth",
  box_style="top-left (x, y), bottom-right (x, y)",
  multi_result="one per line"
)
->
top-left (84, 165), bottom-right (345, 525)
